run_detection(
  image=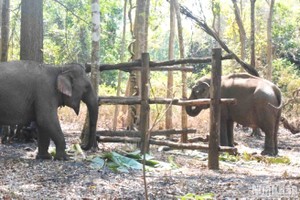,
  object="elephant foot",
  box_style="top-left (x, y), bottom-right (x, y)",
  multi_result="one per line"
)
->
top-left (36, 152), bottom-right (53, 160)
top-left (261, 148), bottom-right (278, 156)
top-left (54, 152), bottom-right (69, 161)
